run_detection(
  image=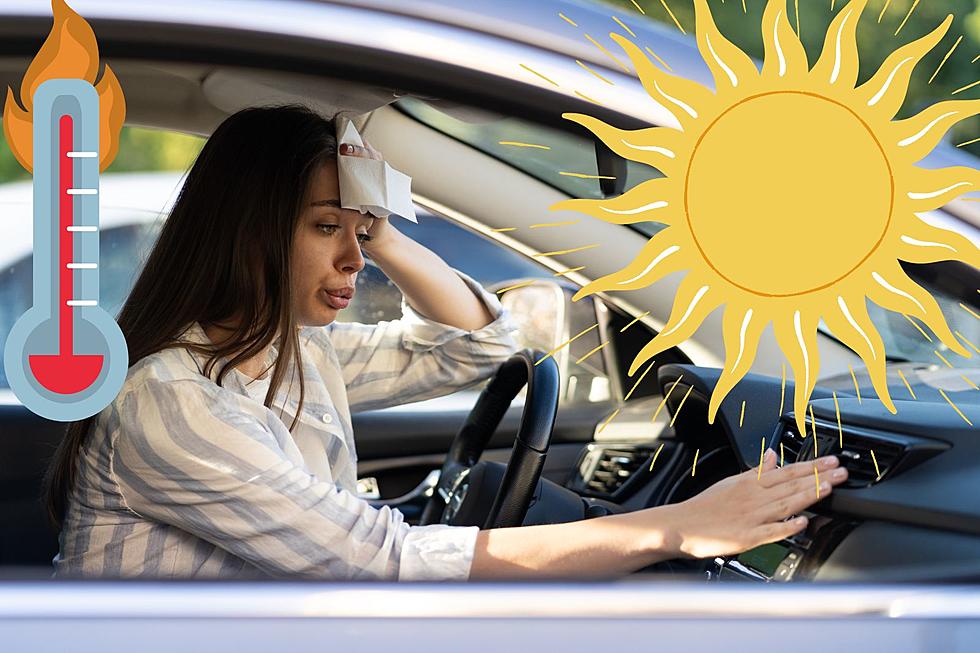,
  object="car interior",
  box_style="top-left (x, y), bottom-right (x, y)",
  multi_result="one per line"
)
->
top-left (1, 31), bottom-right (979, 586)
